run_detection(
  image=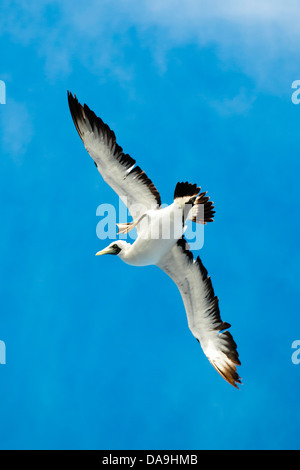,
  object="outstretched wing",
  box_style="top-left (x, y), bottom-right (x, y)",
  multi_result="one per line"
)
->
top-left (68, 92), bottom-right (161, 220)
top-left (157, 238), bottom-right (241, 388)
